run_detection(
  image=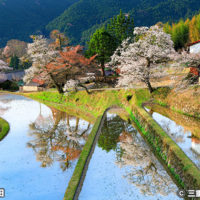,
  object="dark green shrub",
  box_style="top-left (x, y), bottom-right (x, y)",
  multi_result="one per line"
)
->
top-left (0, 80), bottom-right (19, 91)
